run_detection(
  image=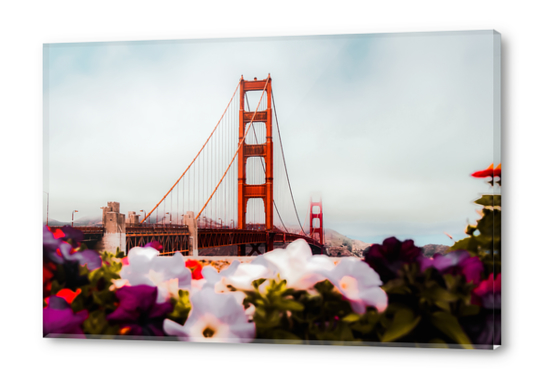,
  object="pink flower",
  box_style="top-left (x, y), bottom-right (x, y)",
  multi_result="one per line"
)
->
top-left (472, 273), bottom-right (501, 309)
top-left (324, 257), bottom-right (387, 314)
